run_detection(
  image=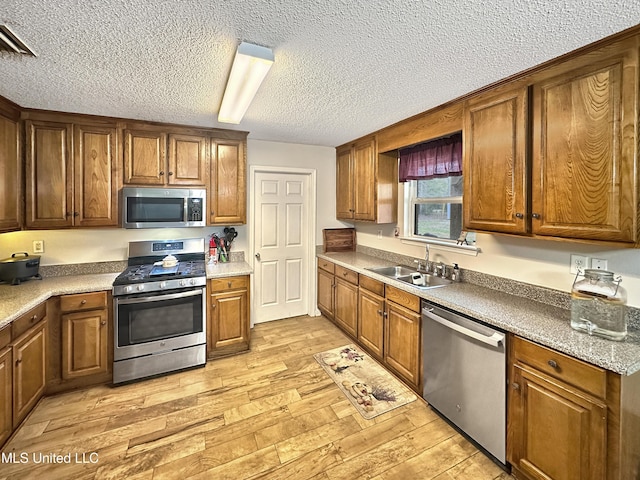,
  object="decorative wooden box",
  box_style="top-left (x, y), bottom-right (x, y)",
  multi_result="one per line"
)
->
top-left (323, 228), bottom-right (356, 252)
